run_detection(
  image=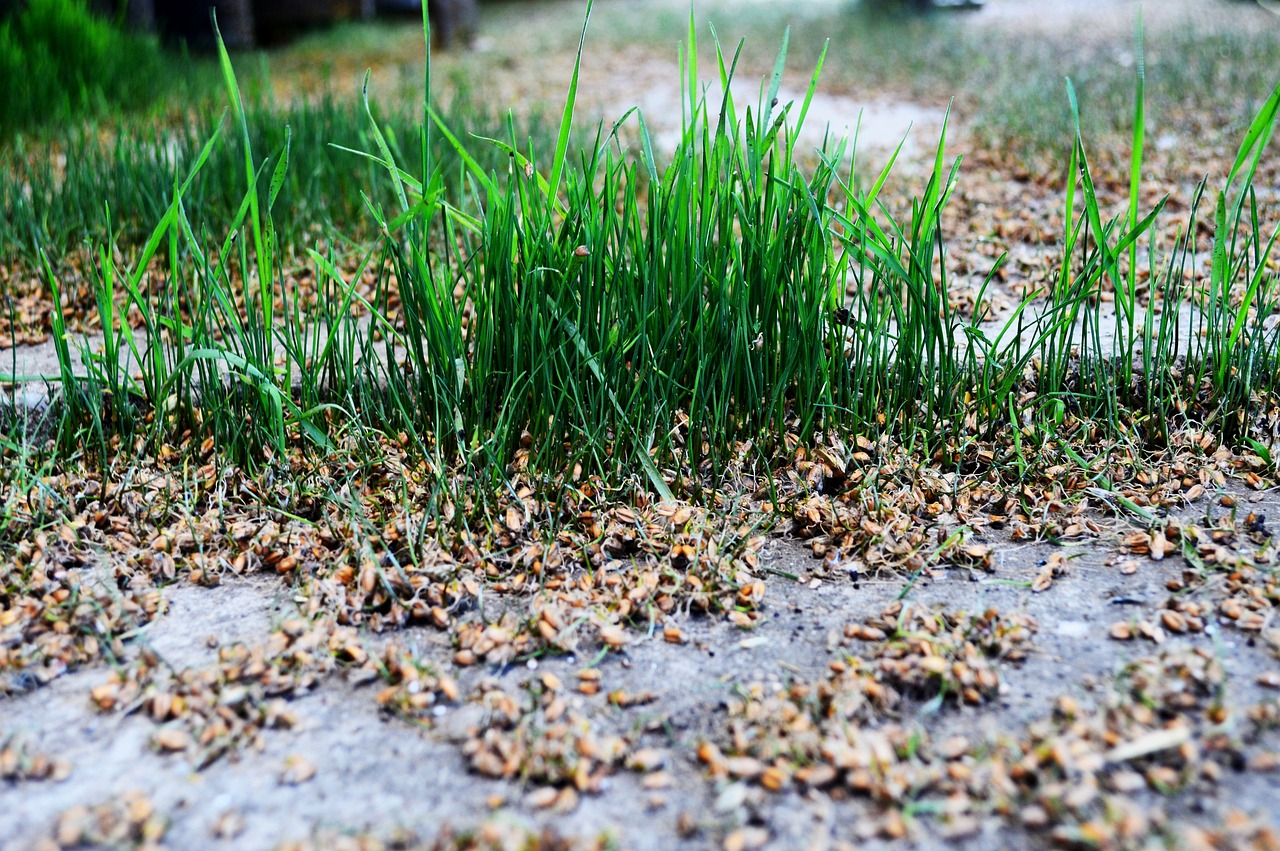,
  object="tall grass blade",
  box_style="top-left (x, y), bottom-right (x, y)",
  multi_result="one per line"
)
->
top-left (548, 0), bottom-right (595, 208)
